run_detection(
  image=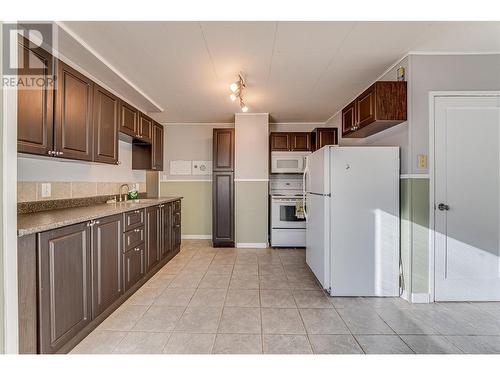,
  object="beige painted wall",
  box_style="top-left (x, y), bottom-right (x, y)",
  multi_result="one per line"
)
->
top-left (160, 181), bottom-right (212, 236)
top-left (234, 114), bottom-right (269, 245)
top-left (163, 123), bottom-right (233, 181)
top-left (235, 113), bottom-right (269, 180)
top-left (235, 181), bottom-right (269, 244)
